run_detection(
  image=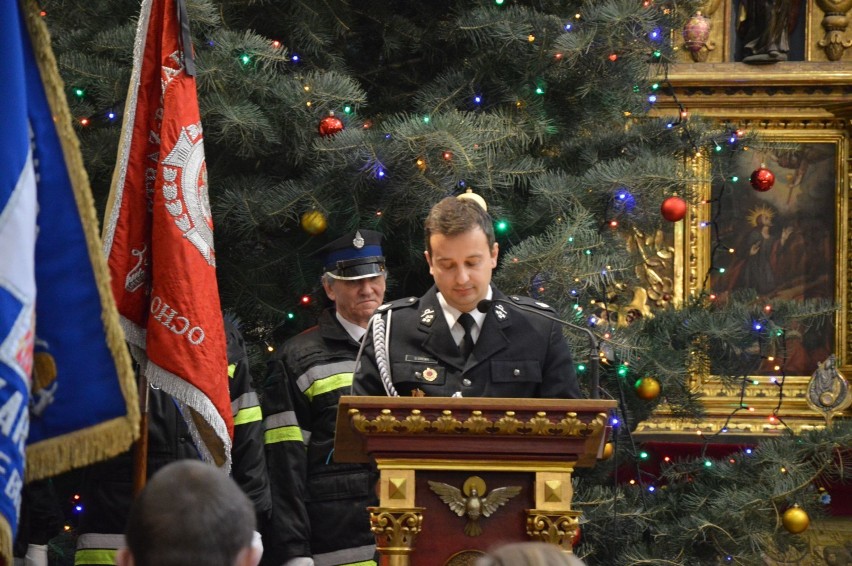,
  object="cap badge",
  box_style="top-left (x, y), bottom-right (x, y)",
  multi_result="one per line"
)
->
top-left (495, 304), bottom-right (508, 320)
top-left (422, 367), bottom-right (438, 382)
top-left (352, 231), bottom-right (365, 249)
top-left (420, 308), bottom-right (435, 326)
